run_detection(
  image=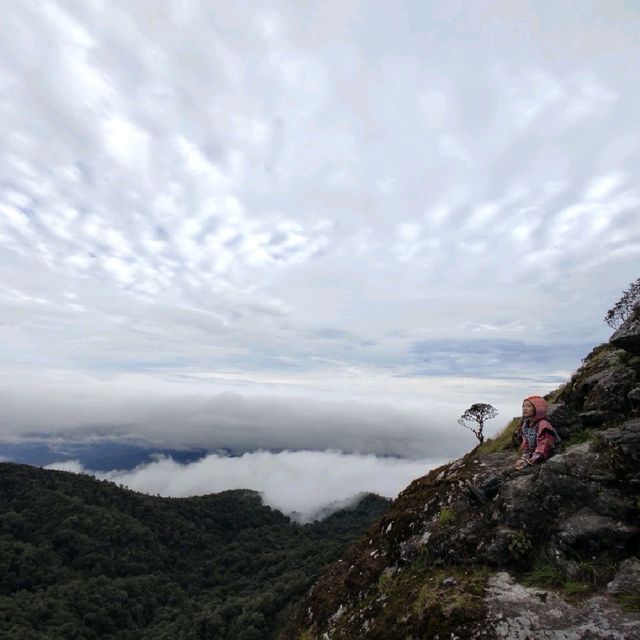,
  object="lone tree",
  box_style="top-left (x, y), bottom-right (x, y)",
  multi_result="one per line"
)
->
top-left (458, 403), bottom-right (498, 445)
top-left (604, 277), bottom-right (640, 329)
